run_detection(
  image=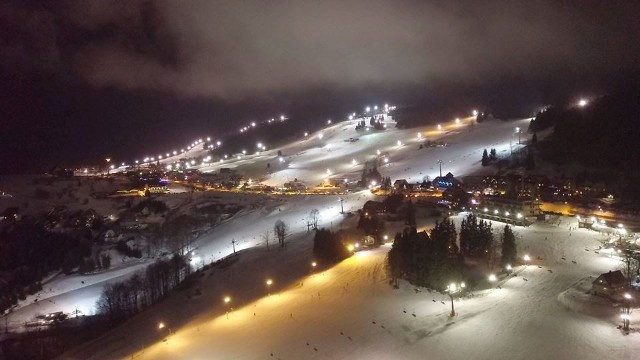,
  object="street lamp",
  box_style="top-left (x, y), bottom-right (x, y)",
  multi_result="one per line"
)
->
top-left (339, 198), bottom-right (344, 214)
top-left (447, 282), bottom-right (465, 317)
top-left (437, 160), bottom-right (443, 177)
top-left (266, 279), bottom-right (273, 295)
top-left (488, 274), bottom-right (497, 282)
top-left (515, 127), bottom-right (521, 145)
top-left (224, 296), bottom-right (232, 319)
top-left (523, 254), bottom-right (531, 265)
